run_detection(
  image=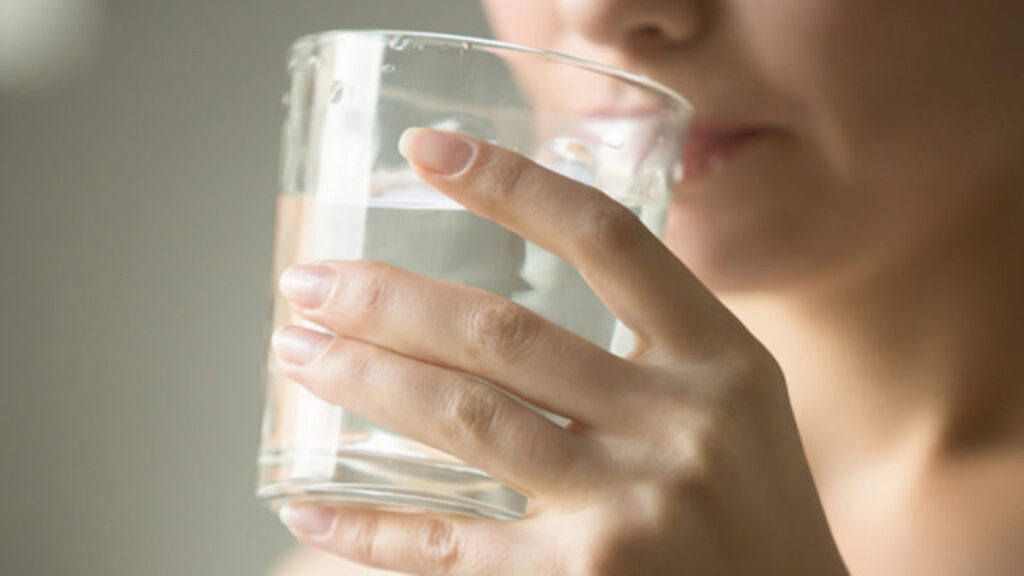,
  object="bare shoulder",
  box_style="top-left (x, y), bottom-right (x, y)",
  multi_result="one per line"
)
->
top-left (267, 545), bottom-right (409, 576)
